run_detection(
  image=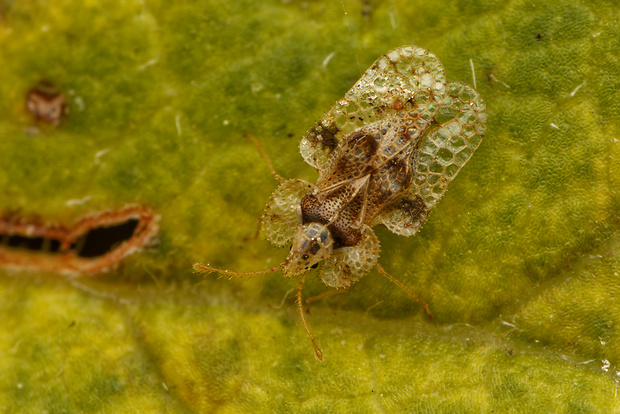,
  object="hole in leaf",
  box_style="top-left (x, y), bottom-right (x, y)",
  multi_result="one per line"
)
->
top-left (0, 205), bottom-right (159, 275)
top-left (74, 219), bottom-right (139, 258)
